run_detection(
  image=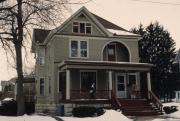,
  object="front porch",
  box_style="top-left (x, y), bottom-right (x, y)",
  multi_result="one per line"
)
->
top-left (58, 60), bottom-right (153, 101)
